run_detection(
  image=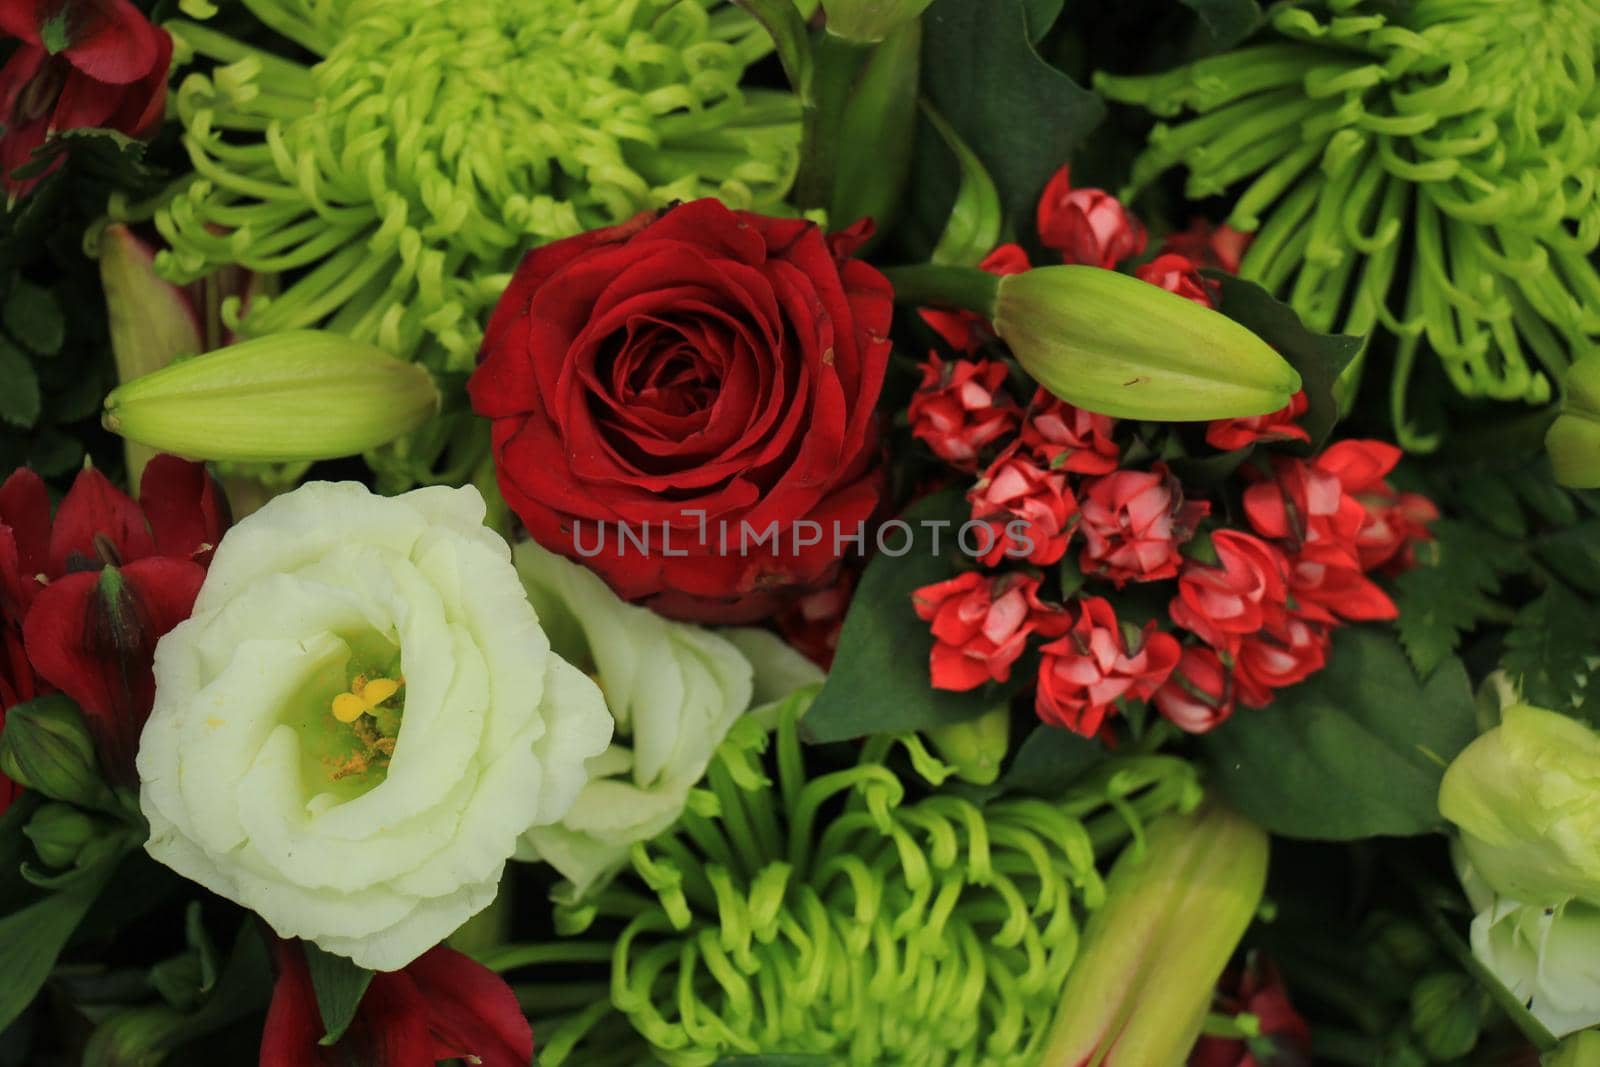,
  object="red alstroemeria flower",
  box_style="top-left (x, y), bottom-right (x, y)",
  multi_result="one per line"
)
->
top-left (1134, 252), bottom-right (1218, 307)
top-left (261, 939), bottom-right (533, 1067)
top-left (0, 0), bottom-right (173, 198)
top-left (1315, 440), bottom-right (1437, 573)
top-left (913, 571), bottom-right (1067, 692)
top-left (1153, 644), bottom-right (1236, 734)
top-left (968, 444), bottom-right (1078, 567)
top-left (1233, 606), bottom-right (1331, 709)
top-left (1036, 166), bottom-right (1146, 269)
top-left (1078, 466), bottom-right (1207, 585)
top-left (1035, 597), bottom-right (1180, 736)
top-left (919, 243), bottom-right (1029, 352)
top-left (1206, 391), bottom-right (1311, 452)
top-left (1168, 531), bottom-right (1290, 653)
top-left (1162, 218), bottom-right (1252, 275)
top-left (1019, 389), bottom-right (1120, 475)
top-left (1, 457), bottom-right (228, 787)
top-left (1190, 956), bottom-right (1313, 1067)
top-left (908, 354), bottom-right (1021, 473)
